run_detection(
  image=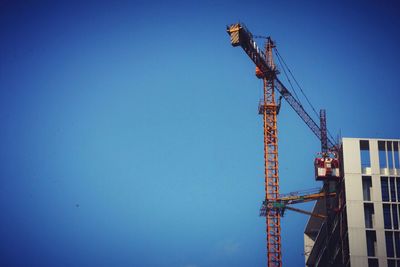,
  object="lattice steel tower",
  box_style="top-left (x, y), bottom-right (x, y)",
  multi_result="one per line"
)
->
top-left (260, 39), bottom-right (281, 266)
